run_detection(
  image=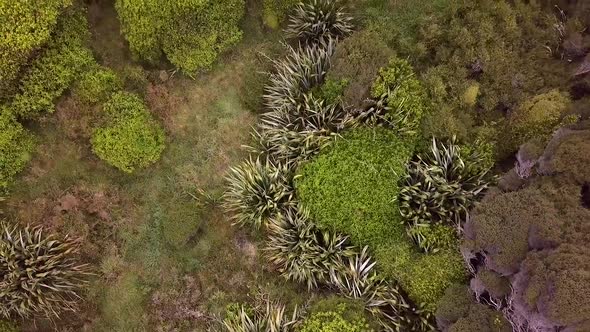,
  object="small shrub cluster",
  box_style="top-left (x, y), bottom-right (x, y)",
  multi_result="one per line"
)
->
top-left (368, 57), bottom-right (428, 135)
top-left (0, 110), bottom-right (35, 190)
top-left (285, 0), bottom-right (354, 45)
top-left (0, 222), bottom-right (89, 319)
top-left (73, 66), bottom-right (123, 104)
top-left (115, 0), bottom-right (245, 74)
top-left (0, 0), bottom-right (71, 99)
top-left (10, 10), bottom-right (94, 119)
top-left (509, 89), bottom-right (573, 148)
top-left (91, 92), bottom-right (165, 173)
top-left (399, 138), bottom-right (495, 252)
top-left (299, 303), bottom-right (372, 332)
